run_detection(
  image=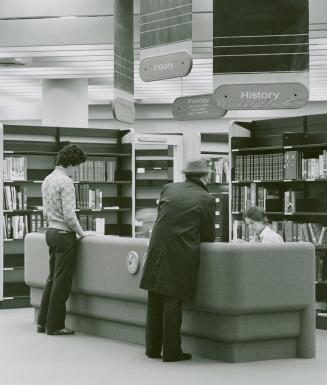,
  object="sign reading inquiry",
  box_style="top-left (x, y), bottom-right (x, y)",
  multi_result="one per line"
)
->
top-left (139, 0), bottom-right (193, 82)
